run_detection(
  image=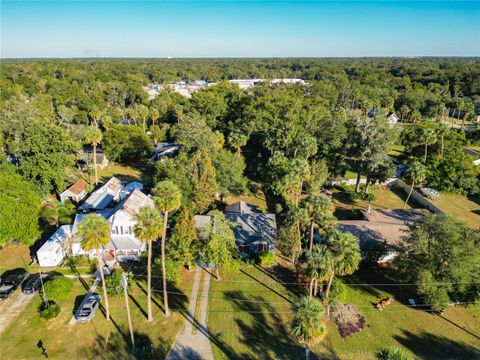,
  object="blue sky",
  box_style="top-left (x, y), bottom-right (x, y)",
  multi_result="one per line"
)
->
top-left (1, 1), bottom-right (479, 58)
